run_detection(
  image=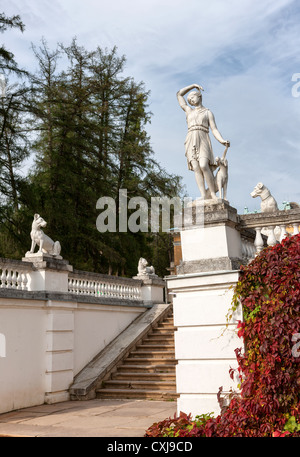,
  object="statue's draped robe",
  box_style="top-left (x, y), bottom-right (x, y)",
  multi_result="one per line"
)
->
top-left (184, 108), bottom-right (214, 170)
